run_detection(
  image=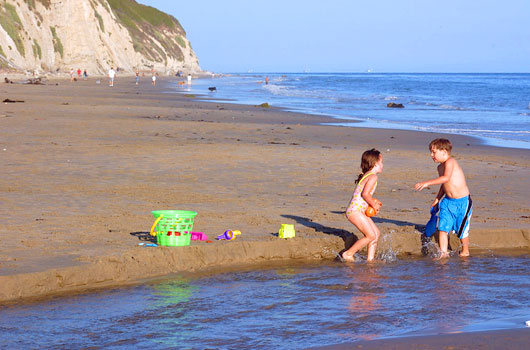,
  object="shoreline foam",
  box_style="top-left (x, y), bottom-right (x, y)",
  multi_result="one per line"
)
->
top-left (176, 73), bottom-right (530, 150)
